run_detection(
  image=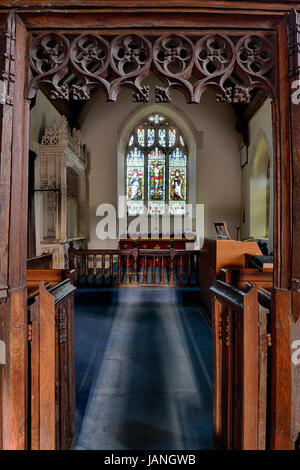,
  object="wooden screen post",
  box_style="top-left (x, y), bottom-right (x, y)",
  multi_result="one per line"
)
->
top-left (238, 284), bottom-right (259, 450)
top-left (0, 12), bottom-right (30, 450)
top-left (270, 288), bottom-right (292, 450)
top-left (288, 9), bottom-right (300, 450)
top-left (269, 9), bottom-right (300, 450)
top-left (0, 12), bottom-right (15, 450)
